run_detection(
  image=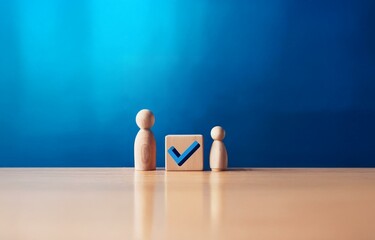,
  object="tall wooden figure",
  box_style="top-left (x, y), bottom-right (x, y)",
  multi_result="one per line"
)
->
top-left (209, 126), bottom-right (228, 171)
top-left (134, 109), bottom-right (156, 171)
